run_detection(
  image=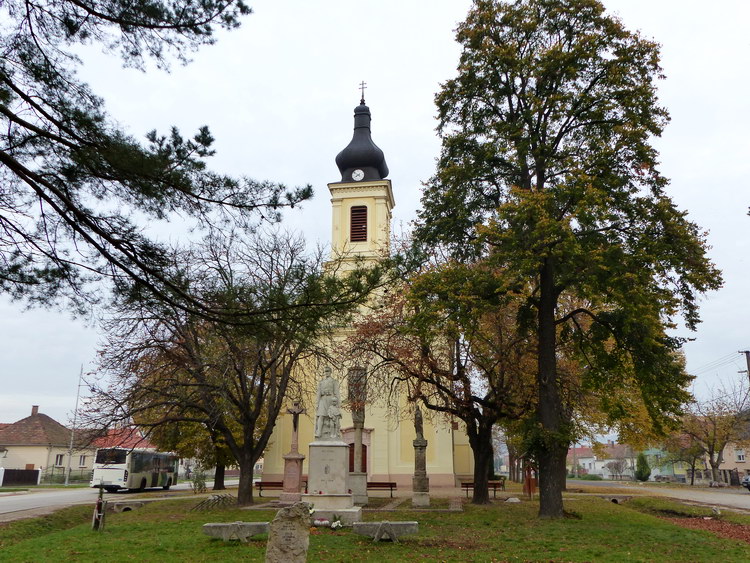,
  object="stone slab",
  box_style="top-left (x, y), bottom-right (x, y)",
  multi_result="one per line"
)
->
top-left (301, 493), bottom-right (355, 510)
top-left (352, 521), bottom-right (419, 542)
top-left (307, 441), bottom-right (349, 495)
top-left (411, 492), bottom-right (430, 508)
top-left (308, 507), bottom-right (362, 527)
top-left (202, 521), bottom-right (269, 542)
top-left (265, 502), bottom-right (311, 563)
